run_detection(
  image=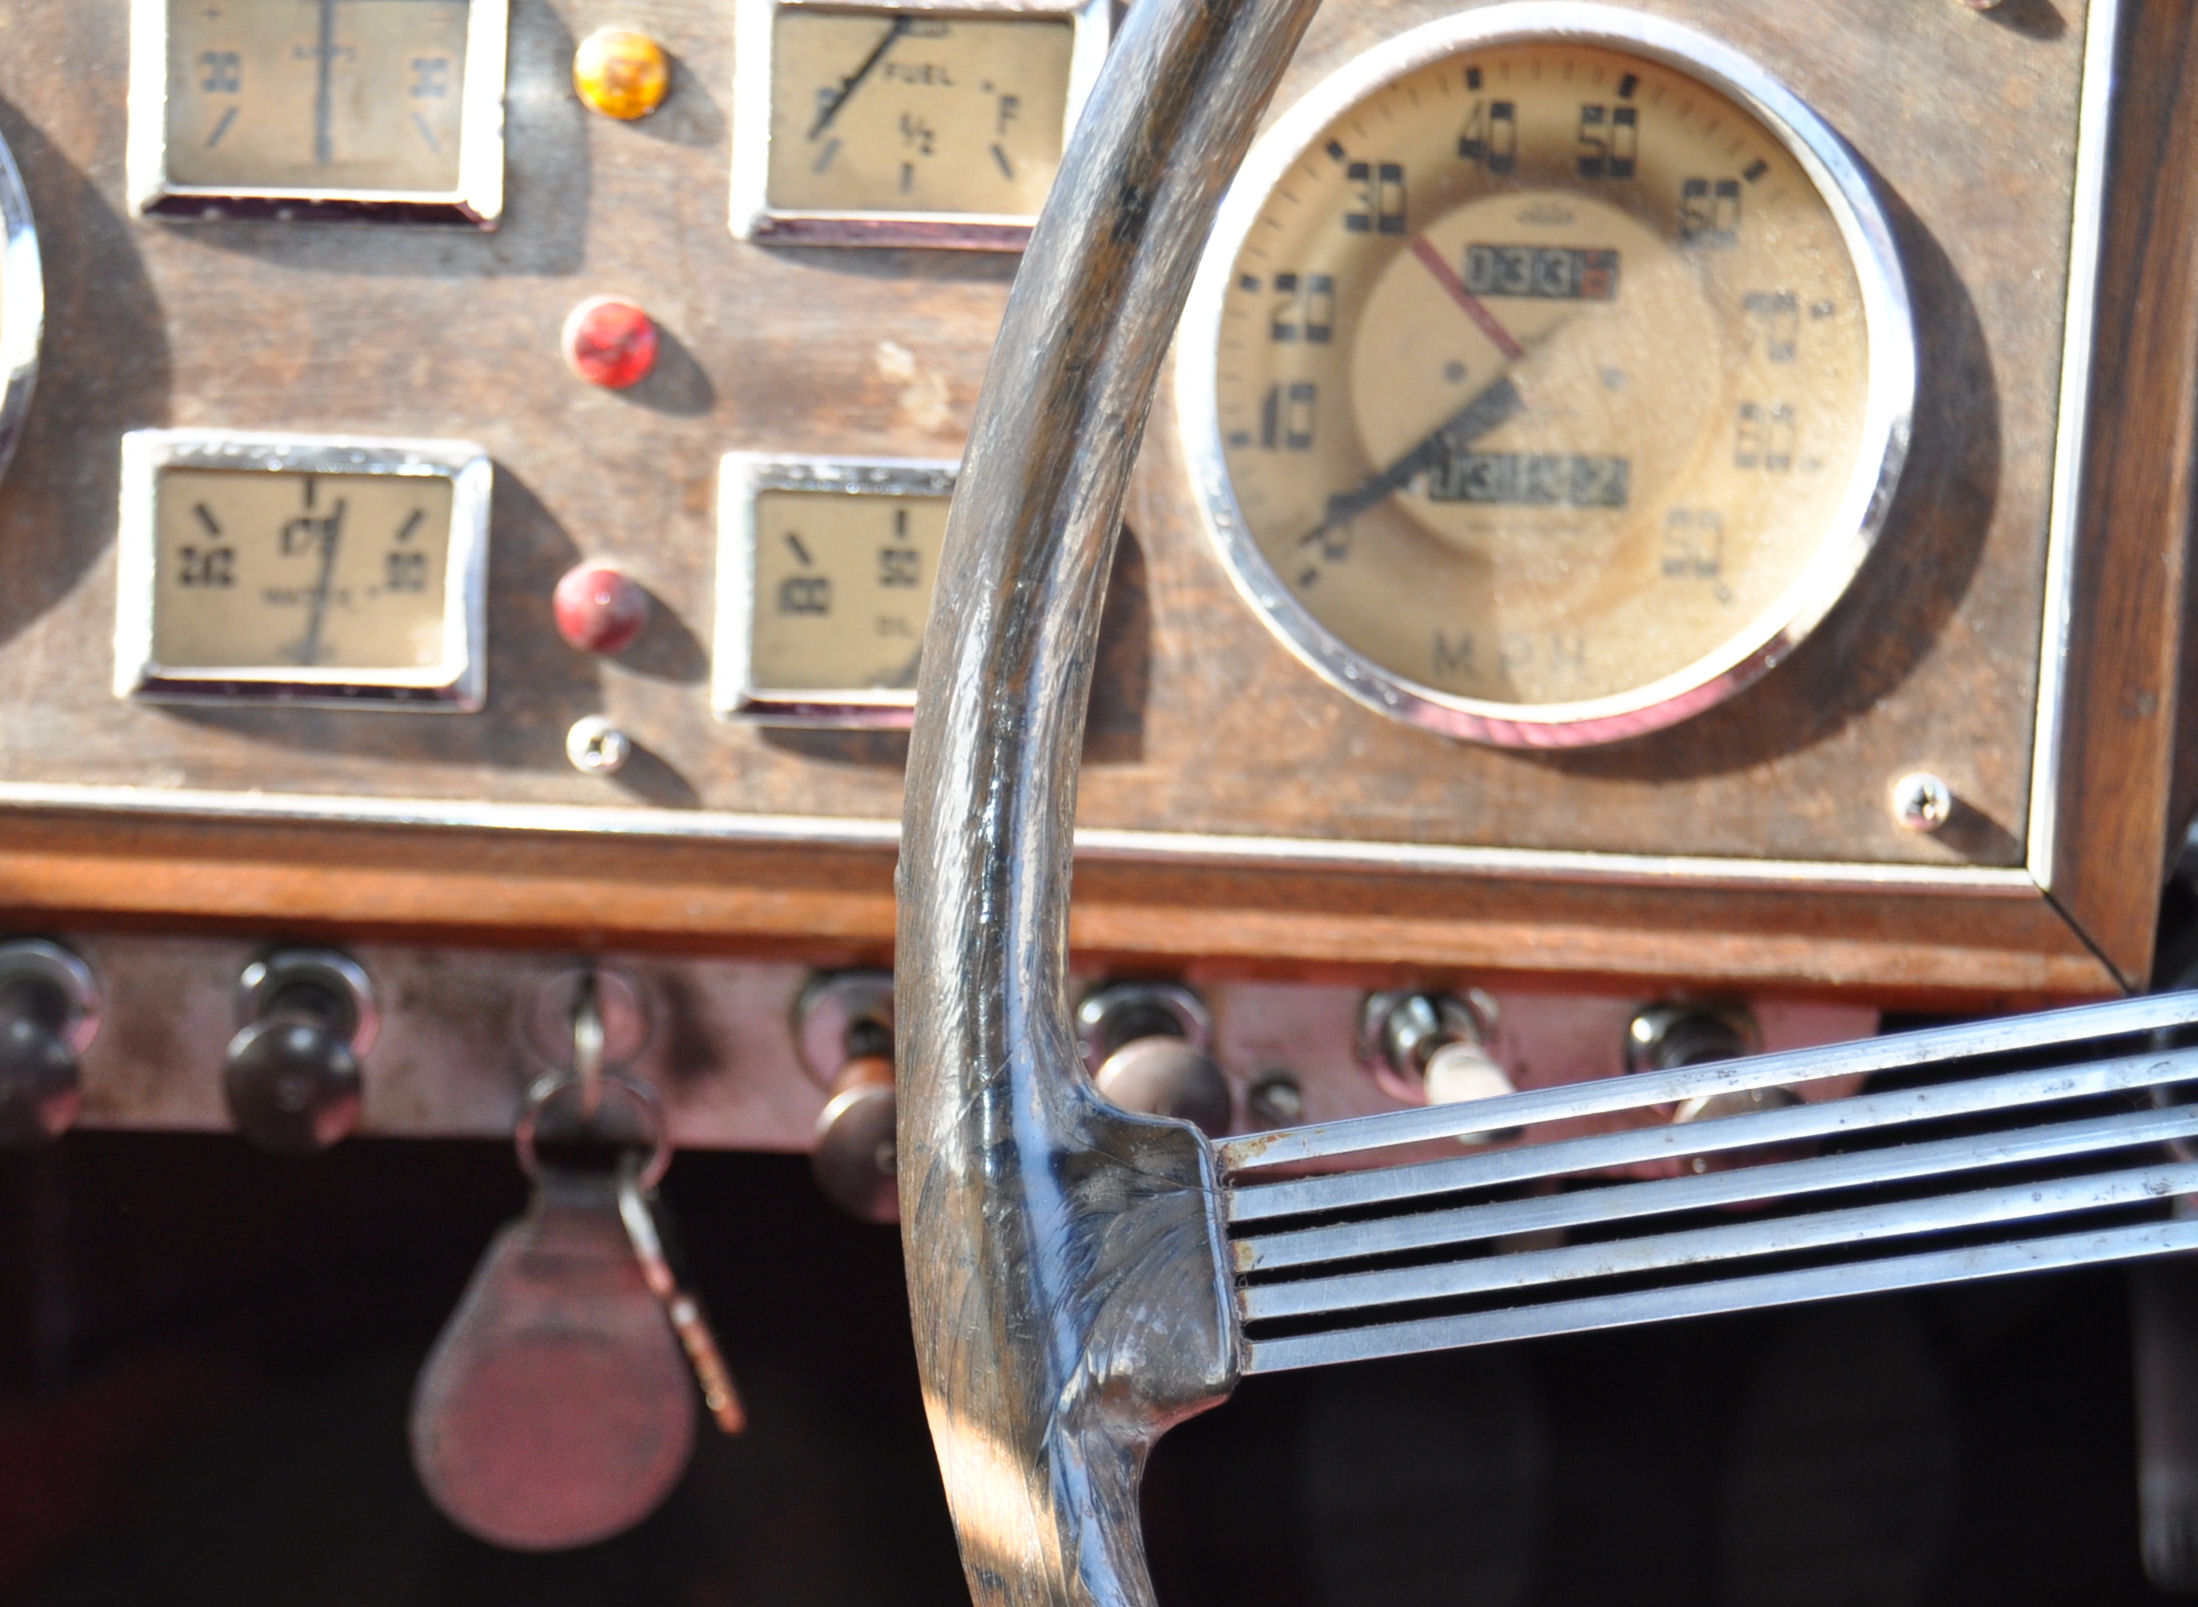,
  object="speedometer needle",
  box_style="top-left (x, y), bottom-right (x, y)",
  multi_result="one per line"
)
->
top-left (1294, 235), bottom-right (1540, 551)
top-left (1298, 372), bottom-right (1525, 549)
top-left (297, 498), bottom-right (346, 668)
